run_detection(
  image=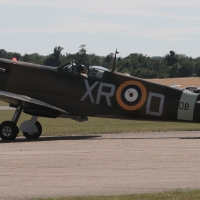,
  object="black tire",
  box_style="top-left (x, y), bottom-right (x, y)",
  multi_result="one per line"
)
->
top-left (23, 121), bottom-right (42, 139)
top-left (0, 121), bottom-right (19, 140)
